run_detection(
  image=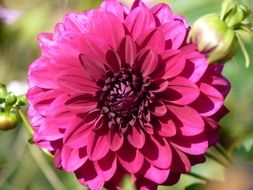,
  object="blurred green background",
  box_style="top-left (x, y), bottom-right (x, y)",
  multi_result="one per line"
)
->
top-left (0, 0), bottom-right (253, 189)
